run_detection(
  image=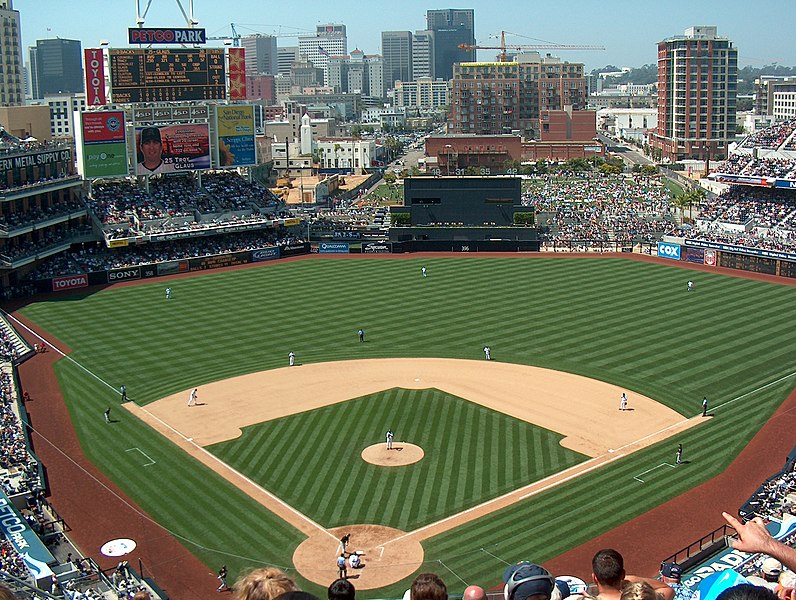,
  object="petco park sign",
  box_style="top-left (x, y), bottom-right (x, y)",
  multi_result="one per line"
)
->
top-left (128, 28), bottom-right (206, 44)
